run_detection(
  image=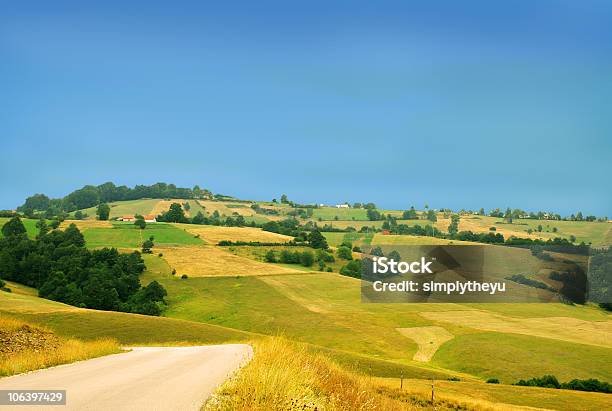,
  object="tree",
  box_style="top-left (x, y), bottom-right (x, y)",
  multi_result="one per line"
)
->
top-left (448, 214), bottom-right (460, 236)
top-left (74, 210), bottom-right (84, 220)
top-left (367, 208), bottom-right (381, 221)
top-left (264, 250), bottom-right (277, 263)
top-left (159, 203), bottom-right (187, 223)
top-left (402, 207), bottom-right (418, 220)
top-left (1, 217), bottom-right (26, 237)
top-left (337, 246), bottom-right (353, 260)
top-left (569, 235), bottom-right (576, 243)
top-left (307, 230), bottom-right (328, 249)
top-left (299, 251), bottom-right (314, 267)
top-left (97, 203), bottom-right (110, 220)
top-left (192, 211), bottom-right (206, 224)
top-left (36, 218), bottom-right (49, 237)
top-left (142, 236), bottom-right (154, 253)
top-left (134, 215), bottom-right (146, 230)
top-left (387, 250), bottom-right (401, 261)
top-left (340, 260), bottom-right (361, 278)
top-left (280, 194), bottom-right (288, 204)
top-left (426, 210), bottom-right (437, 223)
top-left (370, 246), bottom-right (384, 257)
top-left (479, 208), bottom-right (485, 216)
